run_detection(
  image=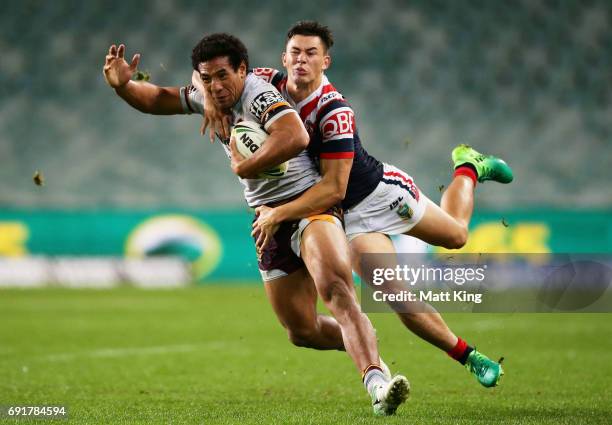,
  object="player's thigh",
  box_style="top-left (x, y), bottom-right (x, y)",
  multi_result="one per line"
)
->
top-left (300, 220), bottom-right (354, 293)
top-left (406, 198), bottom-right (464, 247)
top-left (264, 267), bottom-right (319, 331)
top-left (349, 232), bottom-right (396, 277)
top-left (350, 232), bottom-right (426, 312)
